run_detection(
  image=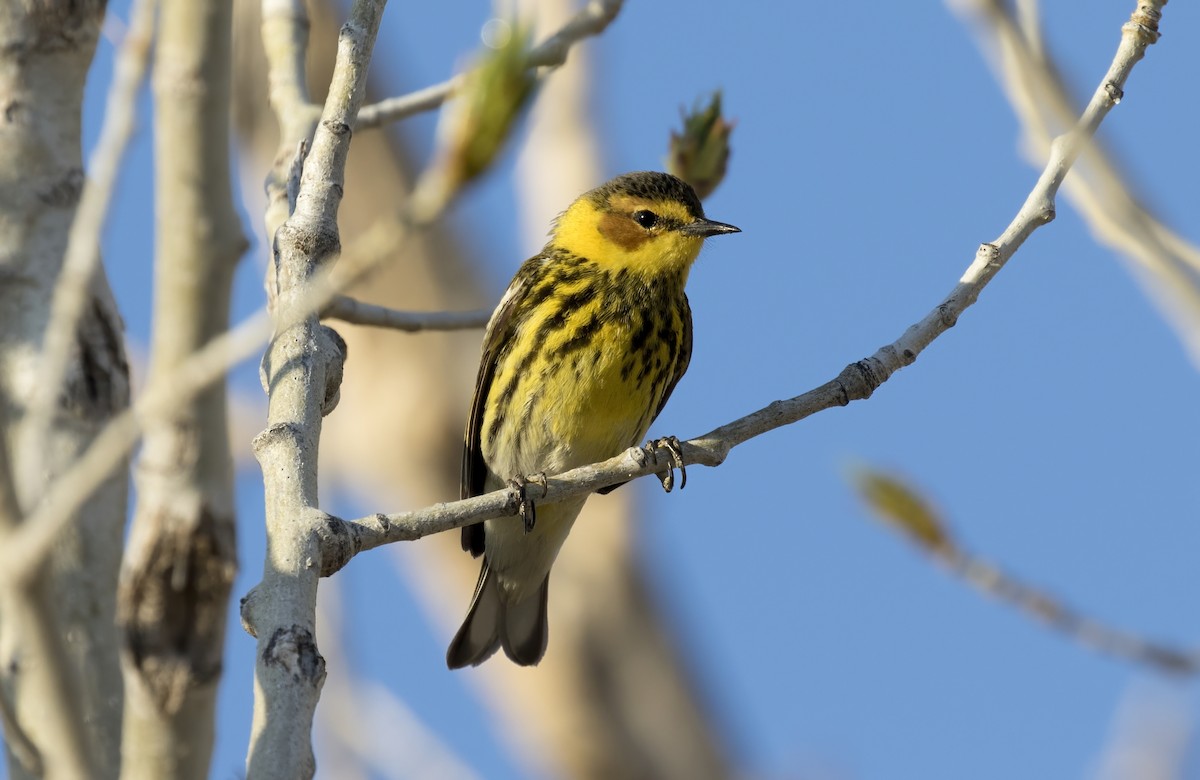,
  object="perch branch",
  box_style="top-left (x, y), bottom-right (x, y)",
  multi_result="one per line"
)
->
top-left (313, 0), bottom-right (1166, 577)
